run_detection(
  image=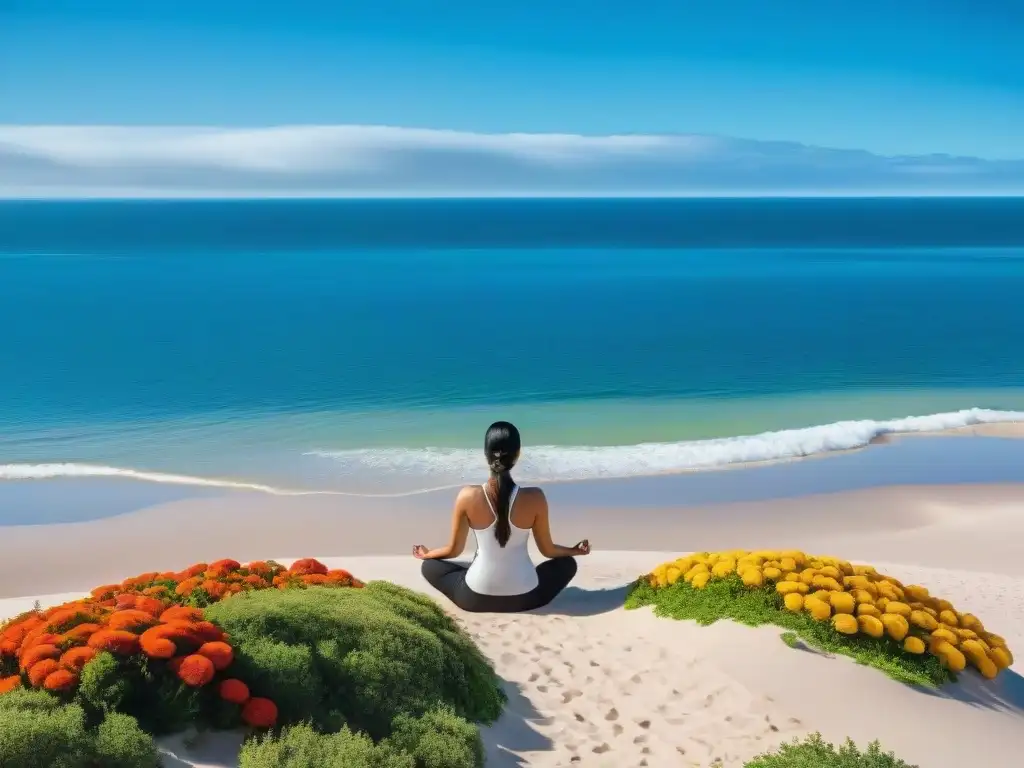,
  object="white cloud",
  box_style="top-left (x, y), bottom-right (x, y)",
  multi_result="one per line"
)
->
top-left (0, 125), bottom-right (1022, 197)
